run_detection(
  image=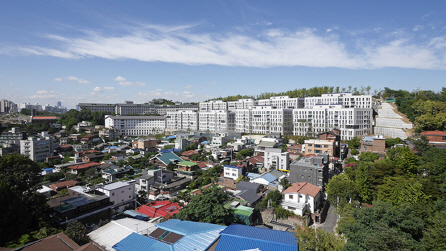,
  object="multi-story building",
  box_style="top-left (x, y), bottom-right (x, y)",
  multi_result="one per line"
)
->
top-left (0, 127), bottom-right (27, 145)
top-left (236, 106), bottom-right (293, 135)
top-left (199, 100), bottom-right (228, 112)
top-left (79, 101), bottom-right (199, 115)
top-left (20, 132), bottom-right (58, 163)
top-left (360, 135), bottom-right (386, 154)
top-left (288, 155), bottom-right (329, 188)
top-left (264, 148), bottom-right (290, 171)
top-left (0, 99), bottom-right (16, 114)
top-left (105, 115), bottom-right (166, 136)
top-left (304, 93), bottom-right (372, 109)
top-left (96, 181), bottom-right (136, 213)
top-left (269, 96), bottom-right (305, 109)
top-left (293, 104), bottom-right (372, 140)
top-left (227, 98), bottom-right (256, 111)
top-left (166, 110), bottom-right (199, 131)
top-left (199, 110), bottom-right (235, 133)
top-left (304, 139), bottom-right (335, 156)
